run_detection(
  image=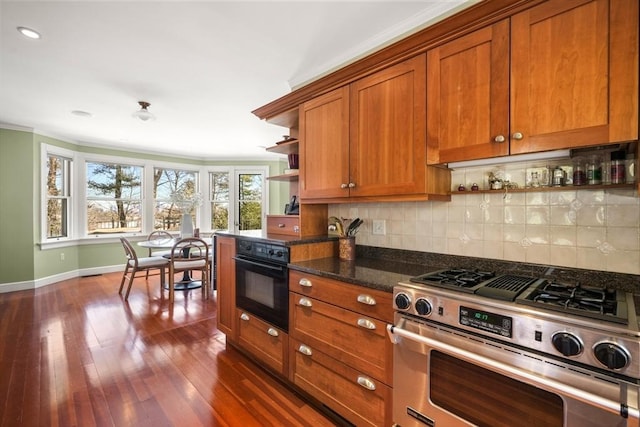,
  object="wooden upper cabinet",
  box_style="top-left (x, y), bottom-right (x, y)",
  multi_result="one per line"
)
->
top-left (427, 0), bottom-right (639, 164)
top-left (510, 0), bottom-right (638, 153)
top-left (298, 86), bottom-right (350, 200)
top-left (427, 19), bottom-right (510, 164)
top-left (349, 54), bottom-right (429, 198)
top-left (300, 54), bottom-right (450, 202)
